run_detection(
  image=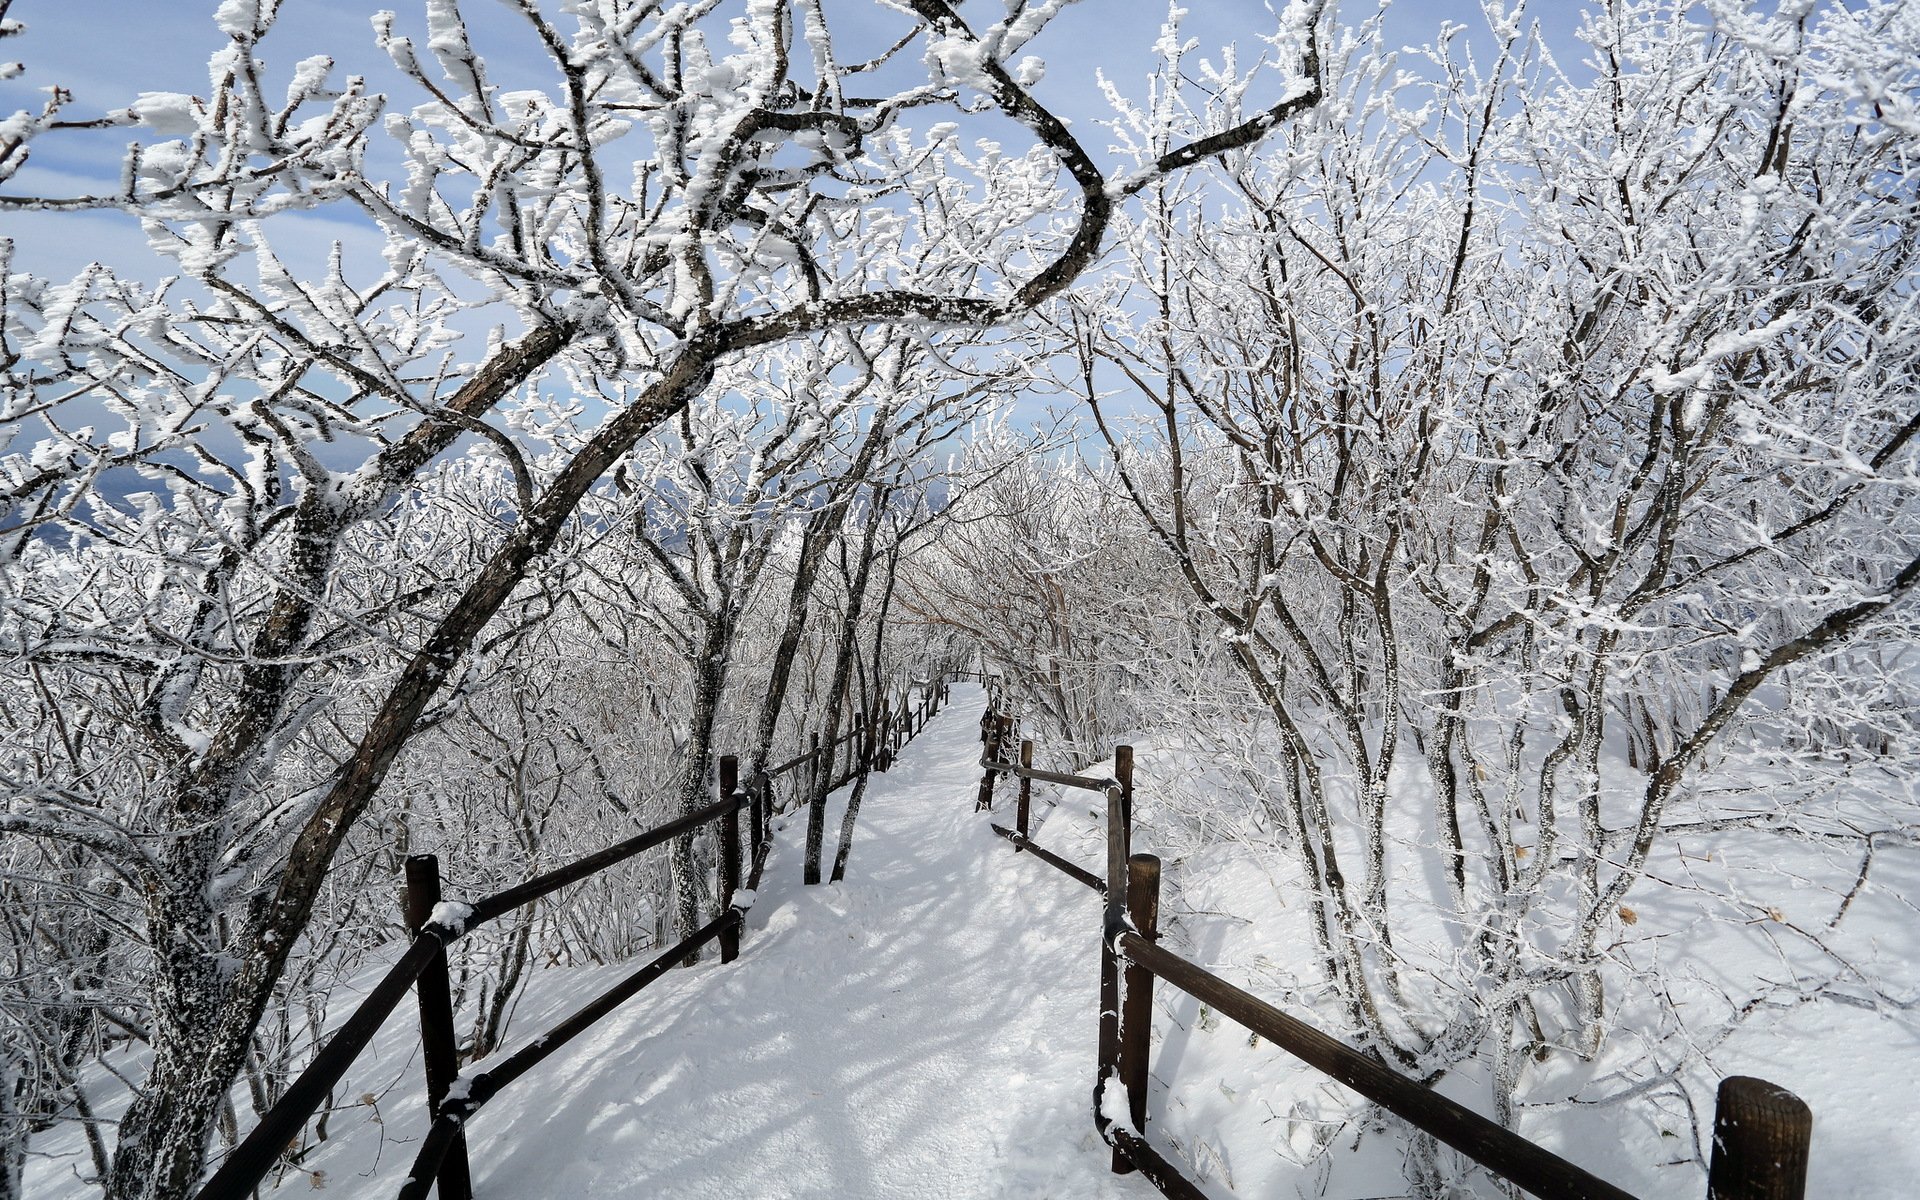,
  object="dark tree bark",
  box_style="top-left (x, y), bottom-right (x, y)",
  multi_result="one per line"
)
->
top-left (832, 525), bottom-right (905, 883)
top-left (805, 497), bottom-right (887, 884)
